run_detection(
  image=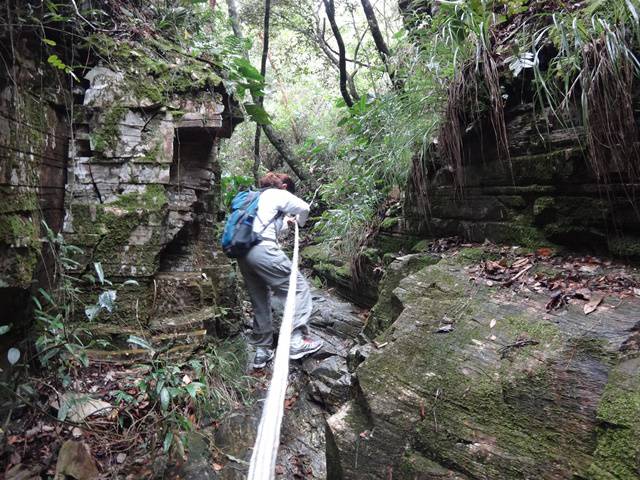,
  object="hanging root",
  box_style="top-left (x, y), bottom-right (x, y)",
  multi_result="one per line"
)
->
top-left (581, 38), bottom-right (640, 185)
top-left (438, 49), bottom-right (510, 194)
top-left (409, 149), bottom-right (431, 220)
